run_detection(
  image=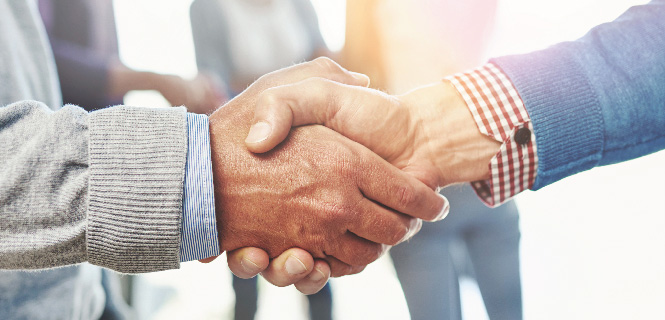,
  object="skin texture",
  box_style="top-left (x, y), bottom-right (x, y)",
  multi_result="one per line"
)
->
top-left (246, 79), bottom-right (500, 187)
top-left (206, 58), bottom-right (448, 293)
top-left (247, 80), bottom-right (440, 189)
top-left (212, 107), bottom-right (422, 267)
top-left (239, 76), bottom-right (501, 293)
